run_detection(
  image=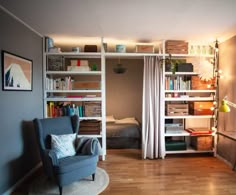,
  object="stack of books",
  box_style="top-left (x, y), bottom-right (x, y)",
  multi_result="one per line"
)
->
top-left (79, 120), bottom-right (101, 135)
